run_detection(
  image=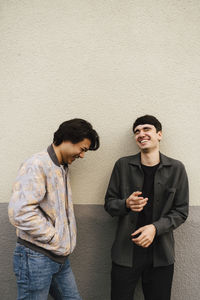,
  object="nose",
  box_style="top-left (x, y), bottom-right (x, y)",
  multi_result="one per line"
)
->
top-left (79, 152), bottom-right (85, 158)
top-left (138, 130), bottom-right (145, 139)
